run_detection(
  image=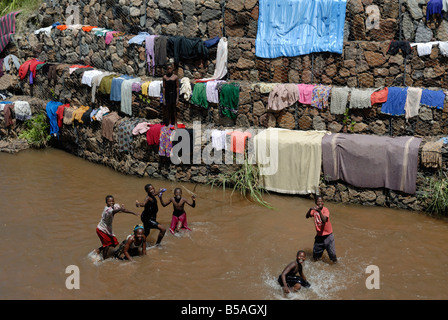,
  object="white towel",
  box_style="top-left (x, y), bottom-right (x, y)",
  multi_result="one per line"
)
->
top-left (148, 80), bottom-right (162, 98)
top-left (14, 101), bottom-right (32, 121)
top-left (416, 43), bottom-right (433, 56)
top-left (405, 87), bottom-right (422, 120)
top-left (330, 87), bottom-right (350, 115)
